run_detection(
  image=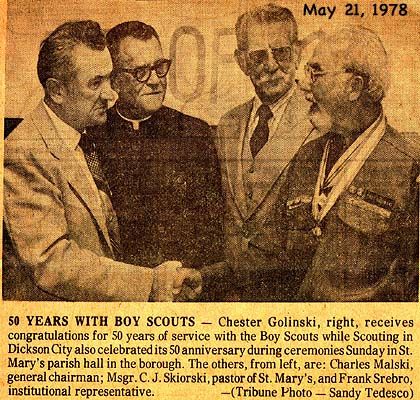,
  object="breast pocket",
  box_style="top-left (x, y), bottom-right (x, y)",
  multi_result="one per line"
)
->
top-left (337, 193), bottom-right (392, 236)
top-left (285, 195), bottom-right (318, 254)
